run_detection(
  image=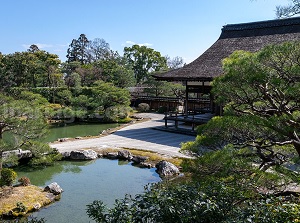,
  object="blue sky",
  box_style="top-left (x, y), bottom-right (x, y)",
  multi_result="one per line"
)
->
top-left (0, 0), bottom-right (290, 63)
